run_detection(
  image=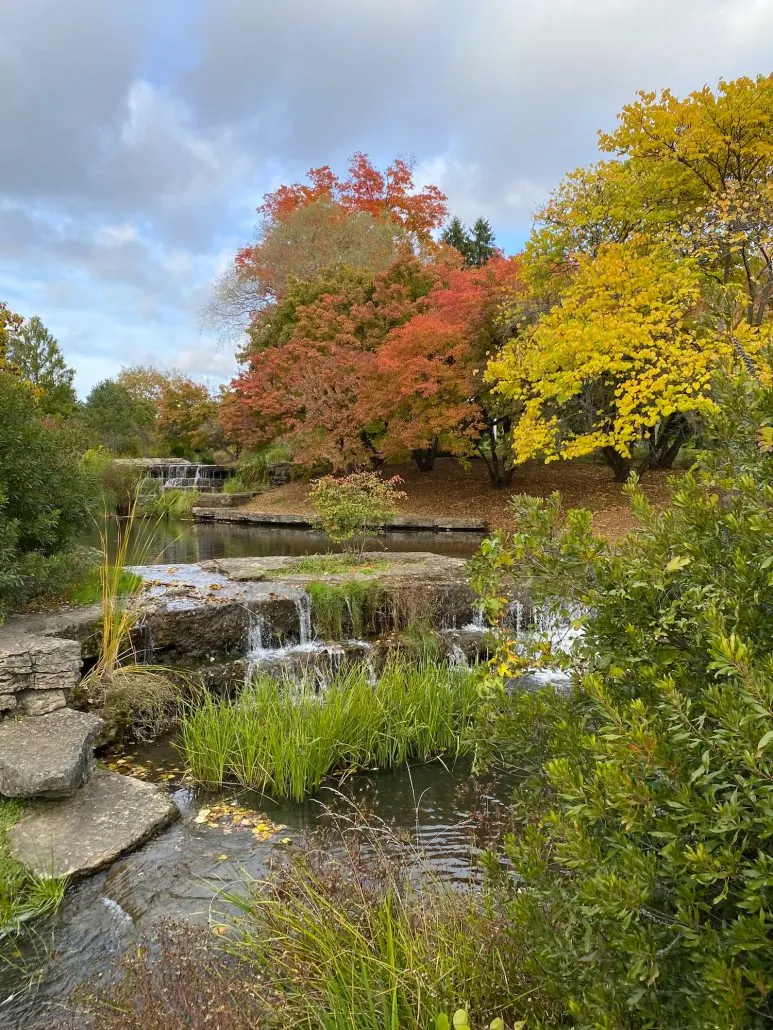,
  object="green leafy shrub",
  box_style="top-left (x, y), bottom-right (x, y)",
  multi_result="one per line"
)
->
top-left (471, 373), bottom-right (773, 1028)
top-left (82, 448), bottom-right (144, 515)
top-left (309, 471), bottom-right (406, 553)
top-left (0, 371), bottom-right (99, 620)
